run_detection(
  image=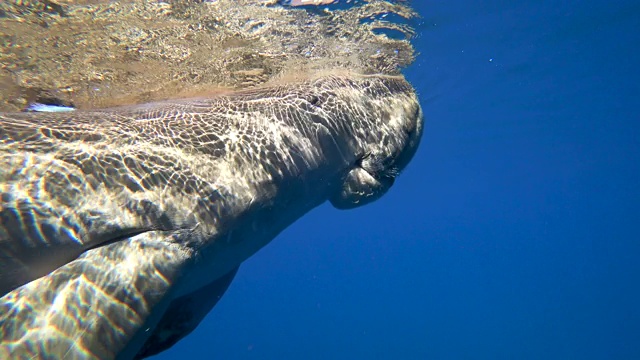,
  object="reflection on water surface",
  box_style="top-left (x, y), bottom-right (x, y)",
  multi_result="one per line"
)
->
top-left (0, 0), bottom-right (418, 111)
